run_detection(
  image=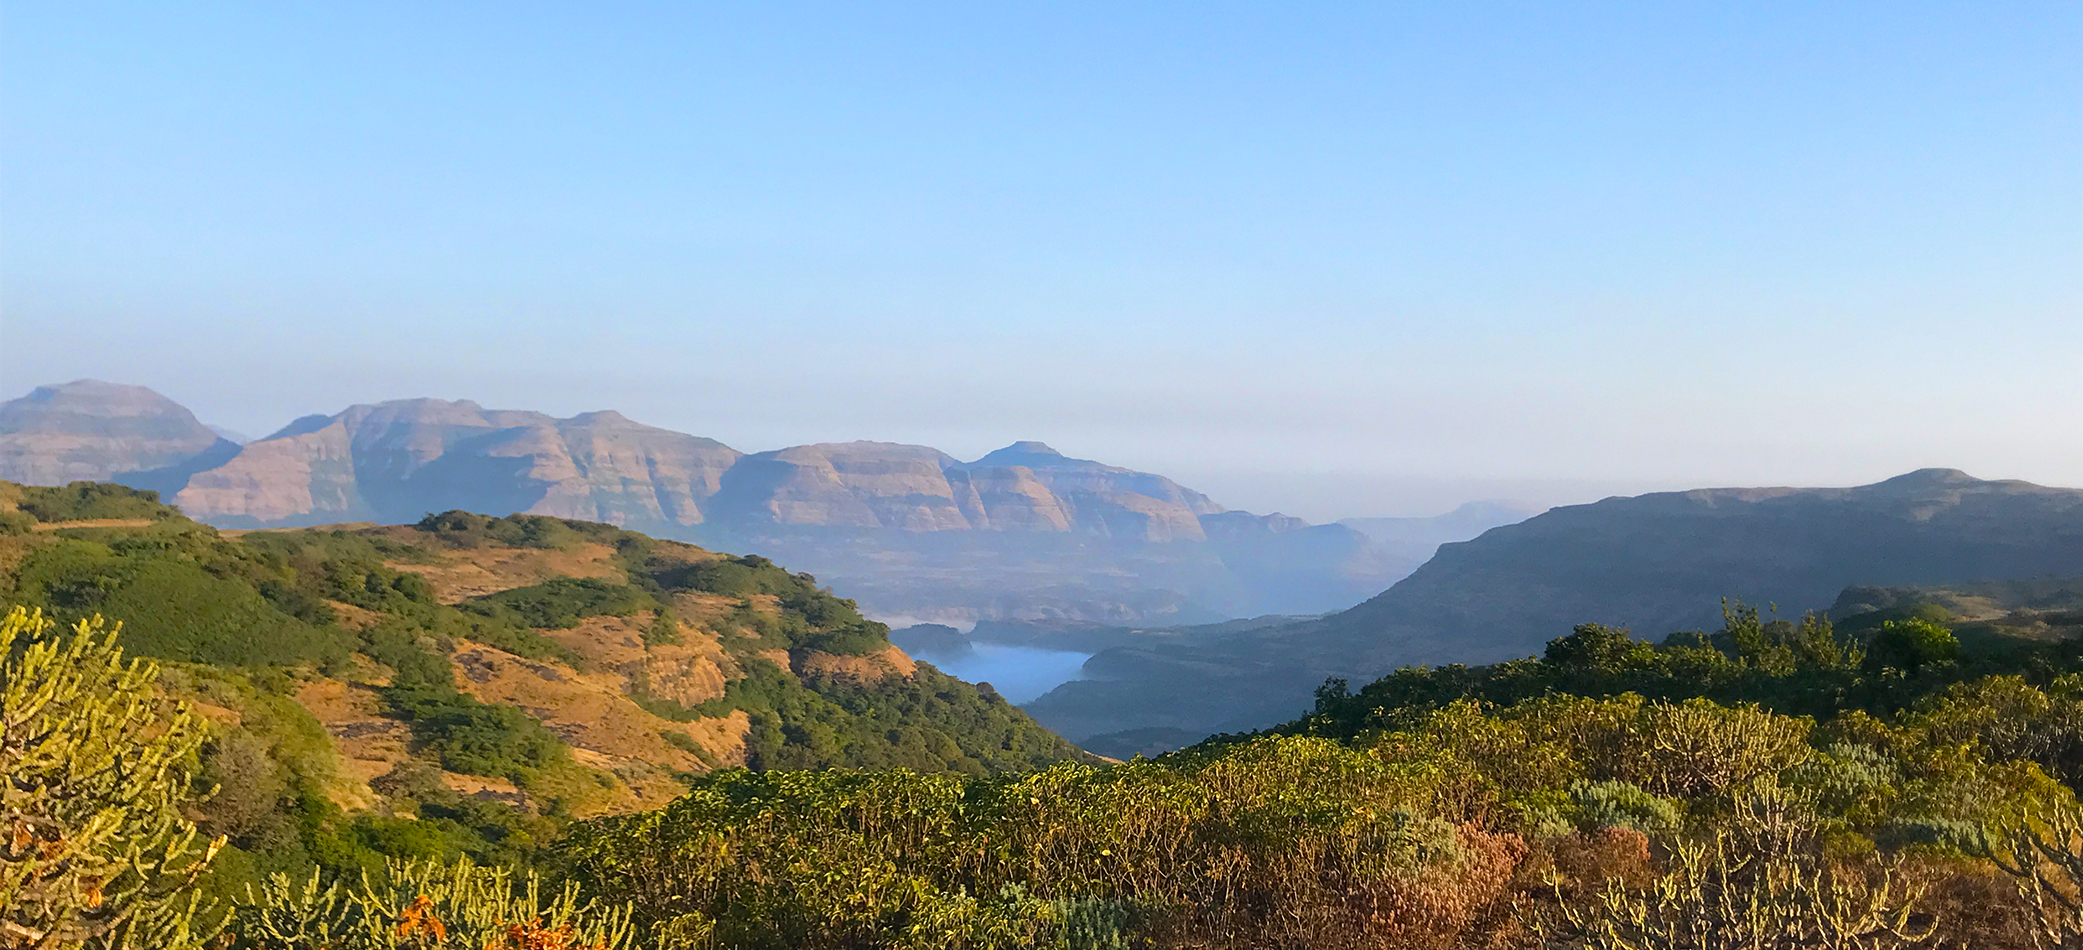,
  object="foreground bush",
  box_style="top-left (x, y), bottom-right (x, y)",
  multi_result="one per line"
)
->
top-left (27, 591), bottom-right (2083, 947)
top-left (232, 857), bottom-right (632, 950)
top-left (569, 738), bottom-right (1524, 949)
top-left (0, 607), bottom-right (222, 949)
